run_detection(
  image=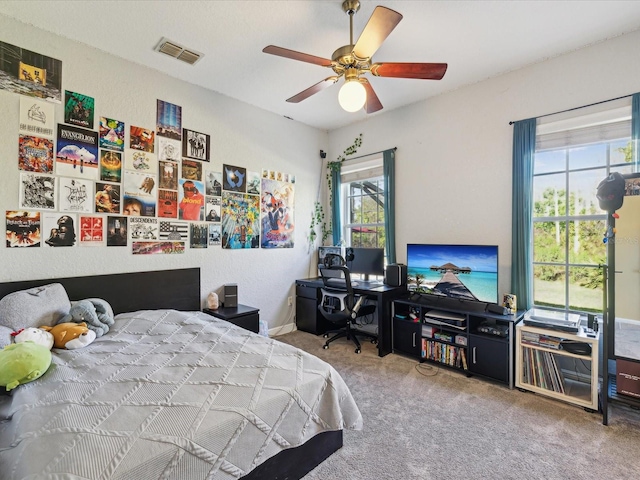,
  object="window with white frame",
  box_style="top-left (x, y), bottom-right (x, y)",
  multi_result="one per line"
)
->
top-left (533, 99), bottom-right (633, 313)
top-left (340, 156), bottom-right (386, 250)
